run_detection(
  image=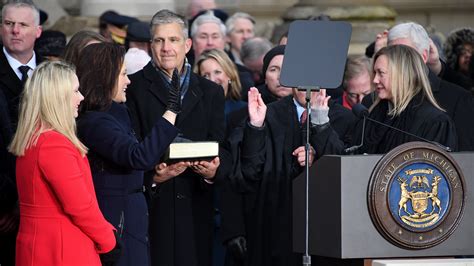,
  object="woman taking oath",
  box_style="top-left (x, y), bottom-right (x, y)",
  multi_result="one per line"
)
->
top-left (76, 42), bottom-right (180, 266)
top-left (313, 44), bottom-right (458, 156)
top-left (9, 61), bottom-right (118, 265)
